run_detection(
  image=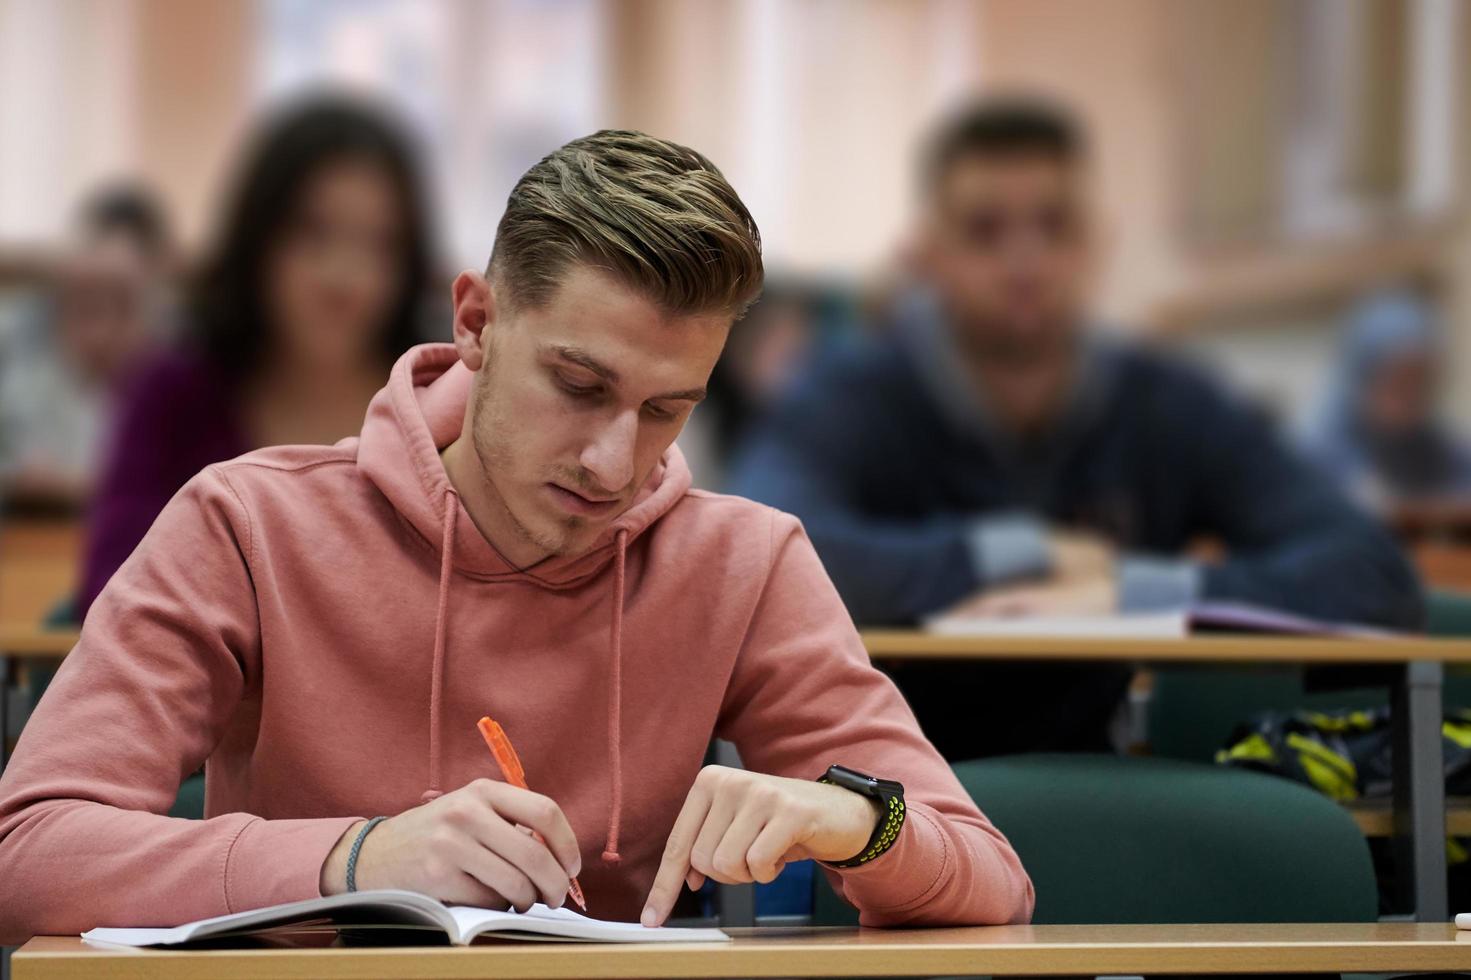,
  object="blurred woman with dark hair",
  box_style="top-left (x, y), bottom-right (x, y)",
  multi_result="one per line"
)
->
top-left (79, 93), bottom-right (438, 617)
